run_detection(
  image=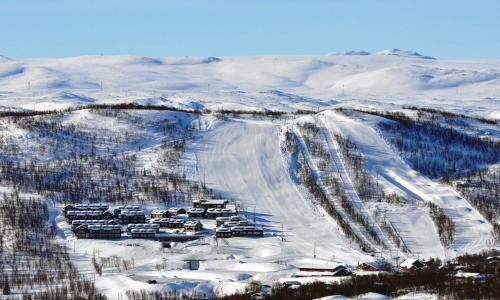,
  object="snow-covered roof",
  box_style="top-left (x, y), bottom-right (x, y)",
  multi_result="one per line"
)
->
top-left (87, 225), bottom-right (122, 230)
top-left (131, 229), bottom-right (156, 233)
top-left (184, 220), bottom-right (202, 226)
top-left (188, 208), bottom-right (205, 212)
top-left (121, 210), bottom-right (145, 216)
top-left (400, 258), bottom-right (424, 268)
top-left (454, 271), bottom-right (486, 279)
top-left (67, 210), bottom-right (103, 216)
top-left (127, 223), bottom-right (159, 229)
top-left (72, 220), bottom-right (108, 225)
